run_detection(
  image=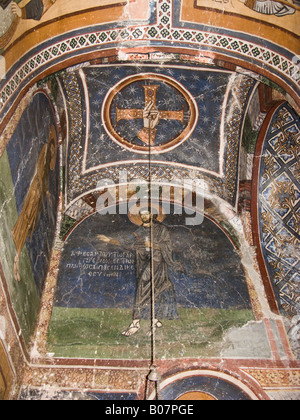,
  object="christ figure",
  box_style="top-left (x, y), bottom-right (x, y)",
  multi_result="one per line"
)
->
top-left (98, 210), bottom-right (184, 337)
